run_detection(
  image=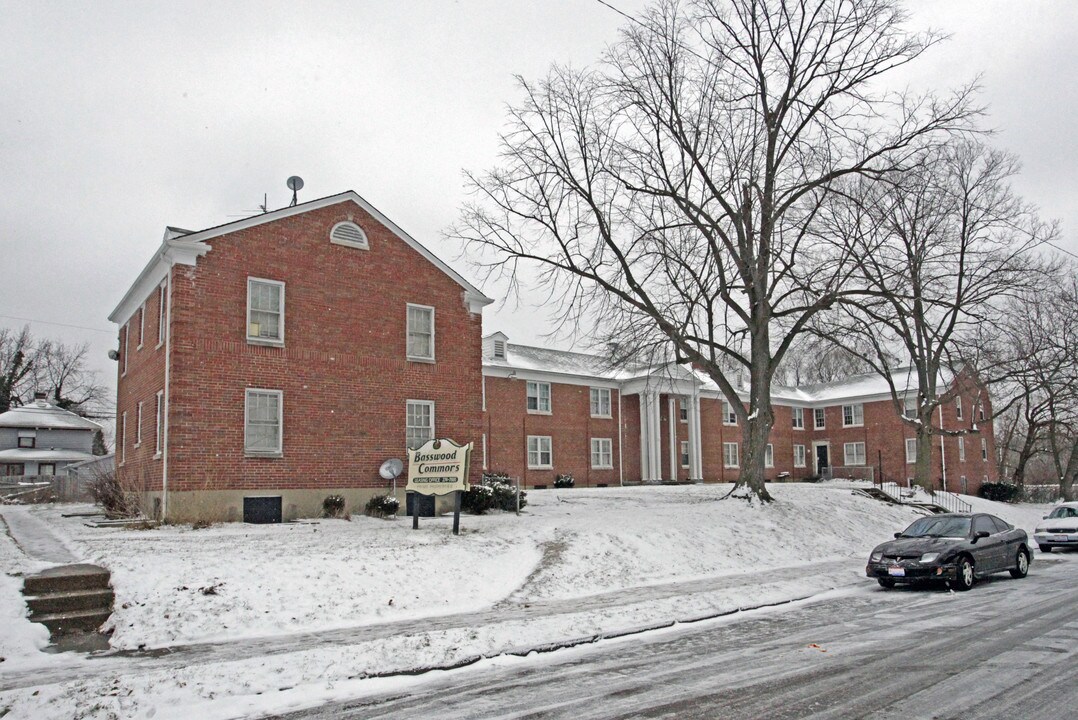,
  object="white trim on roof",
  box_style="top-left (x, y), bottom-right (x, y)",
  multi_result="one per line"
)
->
top-left (109, 191), bottom-right (493, 327)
